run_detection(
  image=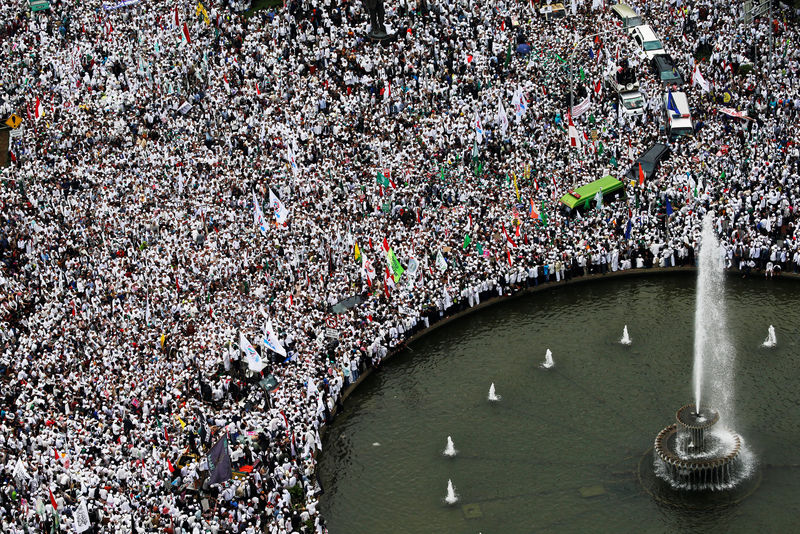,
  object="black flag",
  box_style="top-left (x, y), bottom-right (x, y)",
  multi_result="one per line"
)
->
top-left (207, 435), bottom-right (232, 485)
